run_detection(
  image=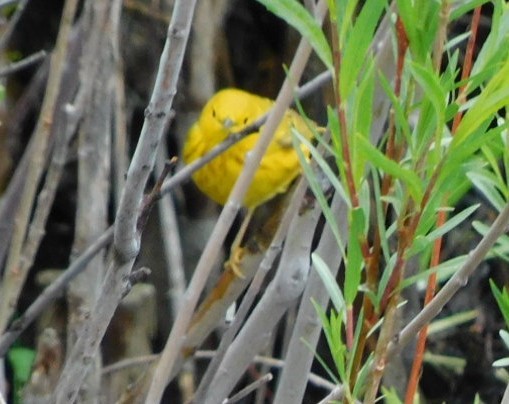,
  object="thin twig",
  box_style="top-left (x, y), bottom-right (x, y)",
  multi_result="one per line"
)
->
top-left (53, 1), bottom-right (196, 401)
top-left (223, 373), bottom-right (273, 404)
top-left (195, 350), bottom-right (336, 391)
top-left (274, 193), bottom-right (348, 403)
top-left (102, 354), bottom-right (159, 375)
top-left (156, 142), bottom-right (187, 320)
top-left (193, 178), bottom-right (308, 402)
top-left (0, 0), bottom-right (79, 334)
top-left (0, 50), bottom-right (47, 77)
top-left (0, 66), bottom-right (332, 355)
top-left (317, 386), bottom-right (357, 404)
top-left (0, 227), bottom-right (113, 356)
top-left (0, 0), bottom-right (30, 52)
top-left (404, 208), bottom-right (446, 404)
top-left (146, 1), bottom-right (330, 399)
top-left (390, 200), bottom-right (509, 356)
